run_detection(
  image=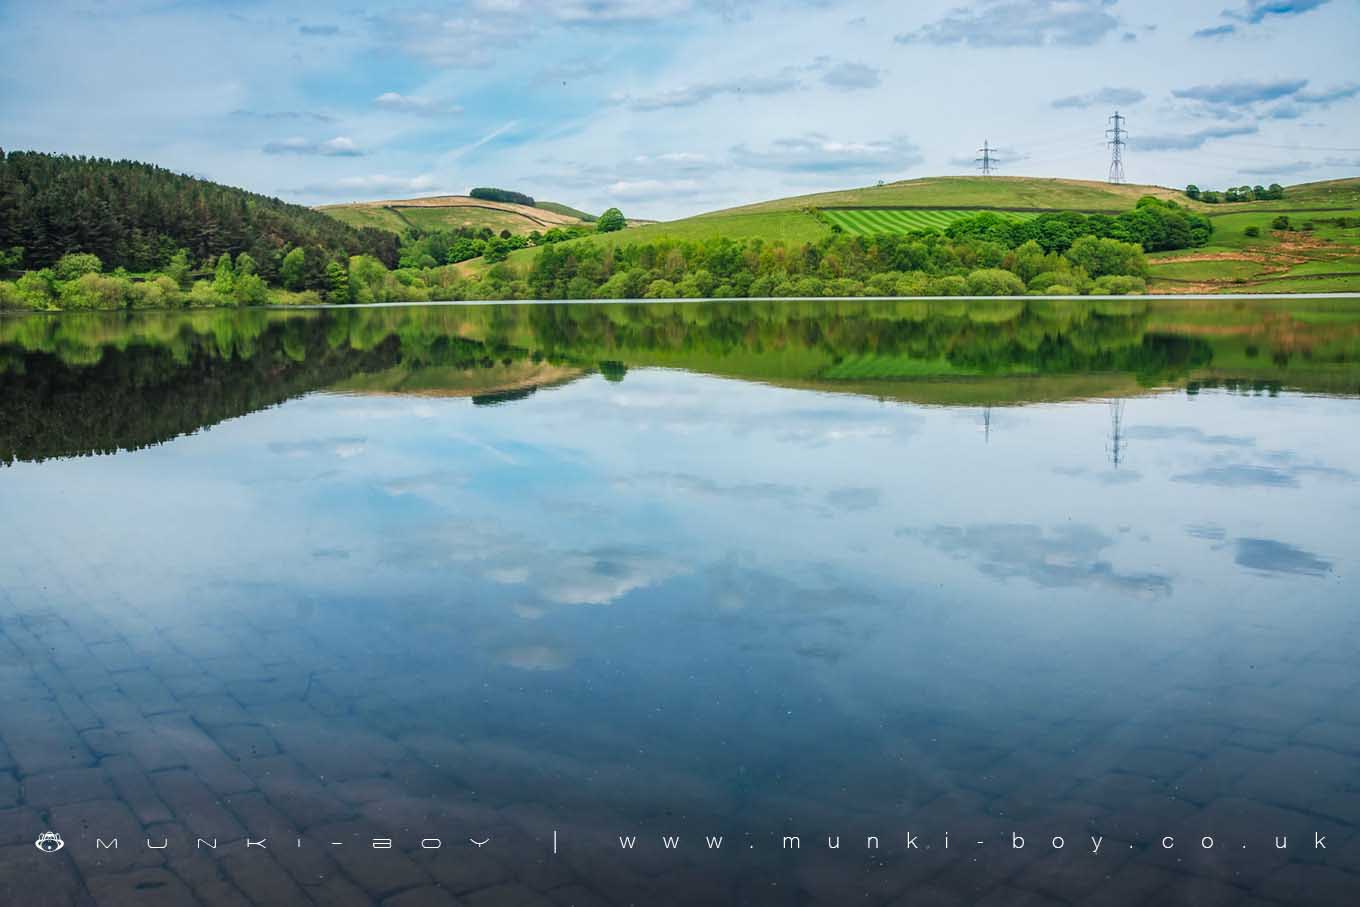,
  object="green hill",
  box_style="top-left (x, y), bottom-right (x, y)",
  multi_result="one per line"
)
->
top-left (483, 175), bottom-right (1360, 284)
top-left (319, 195), bottom-right (593, 236)
top-left (720, 175), bottom-right (1192, 214)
